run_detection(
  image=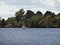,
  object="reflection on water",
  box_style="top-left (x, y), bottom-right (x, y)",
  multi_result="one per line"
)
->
top-left (0, 28), bottom-right (60, 45)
